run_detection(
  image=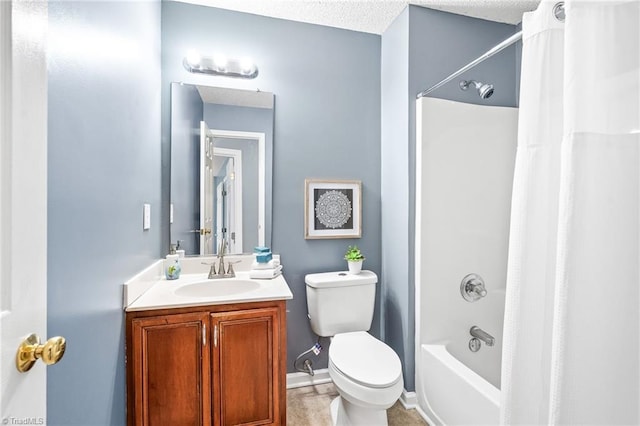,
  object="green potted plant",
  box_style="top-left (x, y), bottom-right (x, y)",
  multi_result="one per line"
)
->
top-left (344, 245), bottom-right (365, 275)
